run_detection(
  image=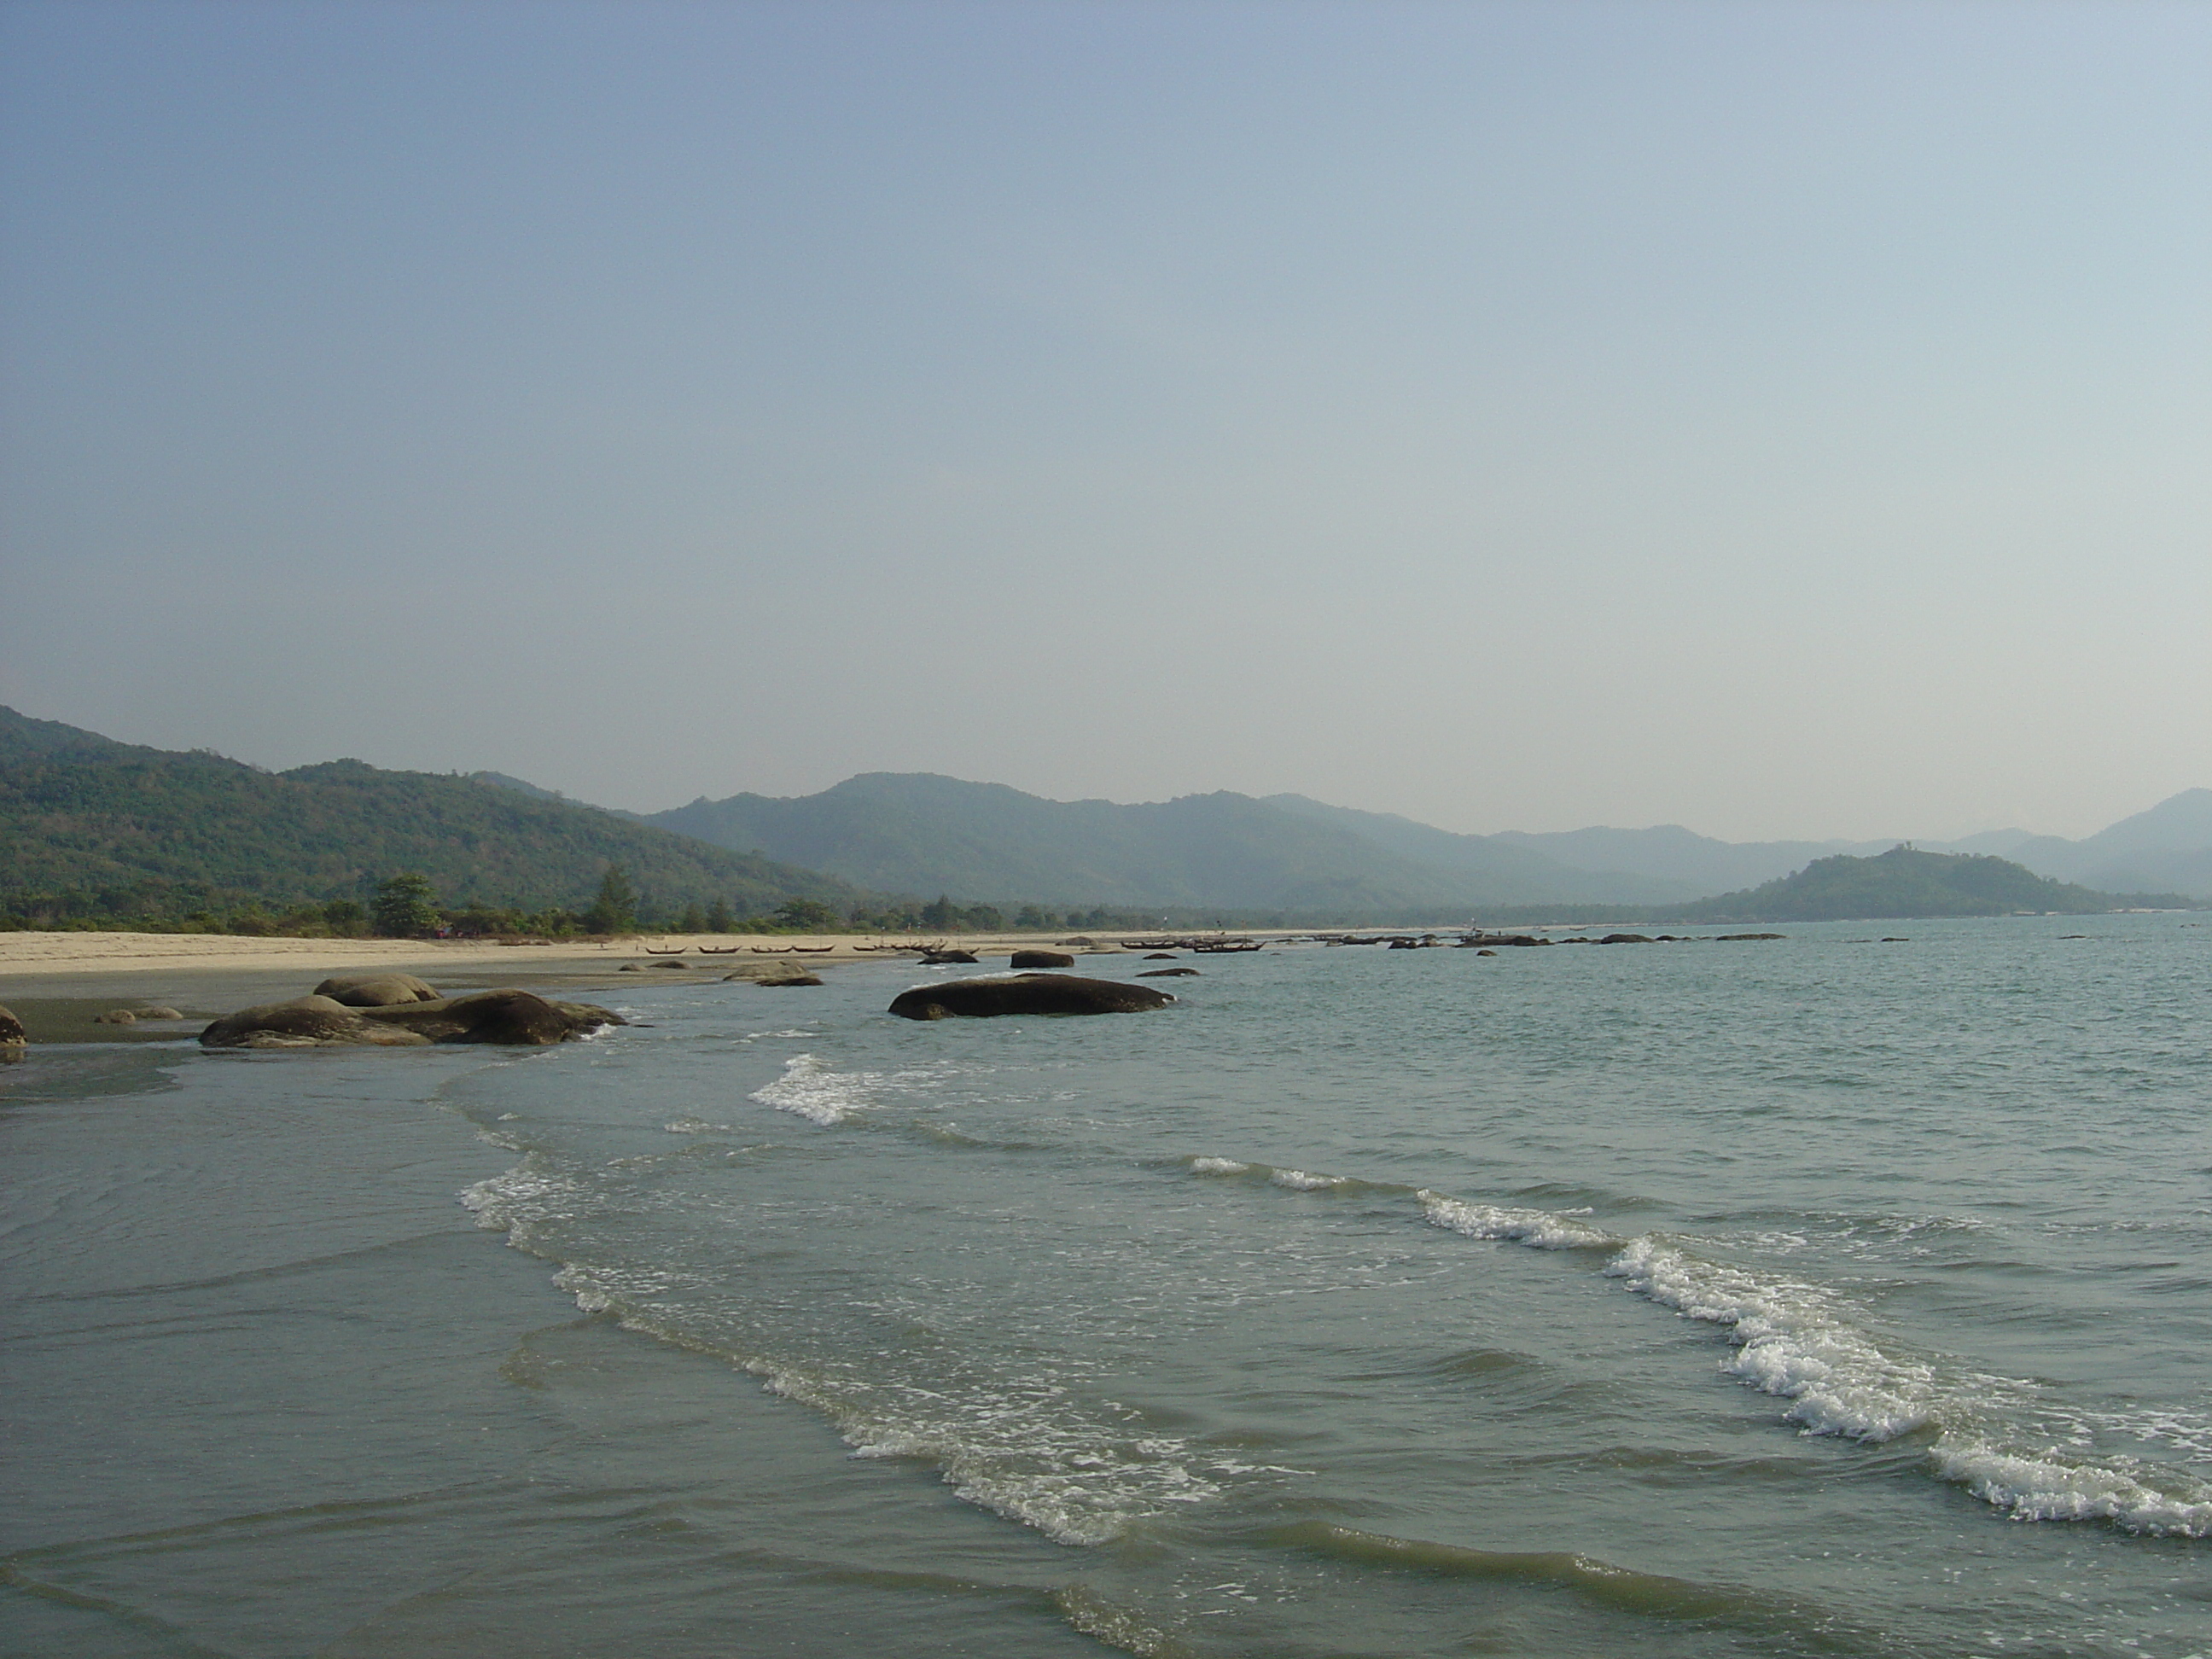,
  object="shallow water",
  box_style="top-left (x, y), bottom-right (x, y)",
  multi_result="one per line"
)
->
top-left (4, 917), bottom-right (2209, 1656)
